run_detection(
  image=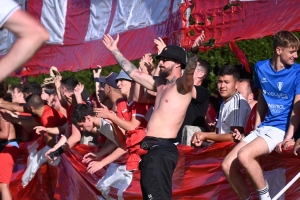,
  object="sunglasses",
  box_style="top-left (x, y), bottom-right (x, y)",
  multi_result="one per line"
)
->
top-left (158, 57), bottom-right (176, 63)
